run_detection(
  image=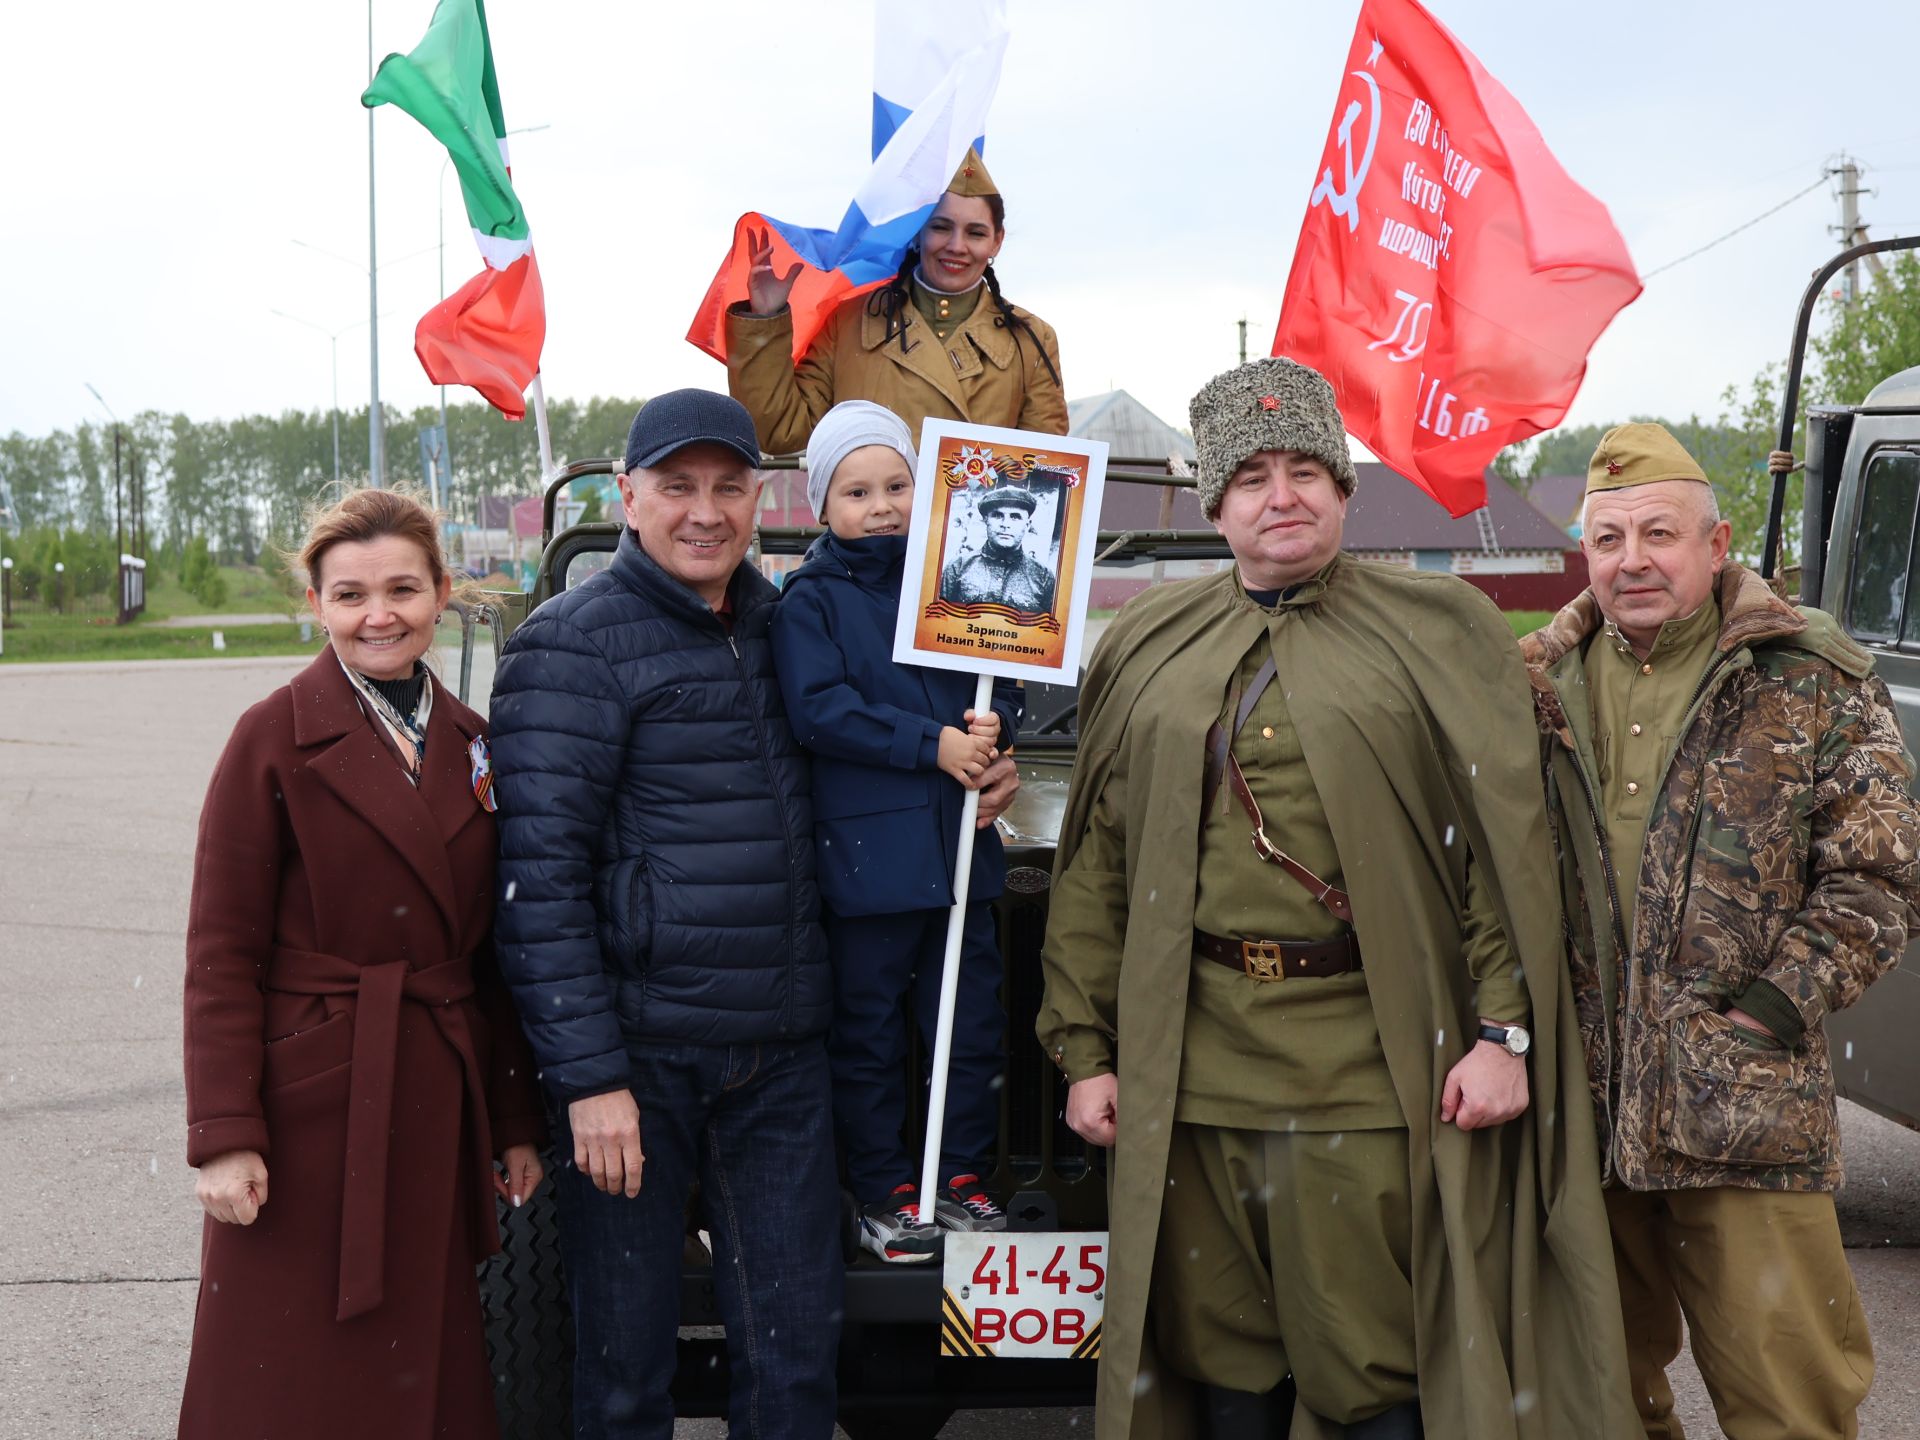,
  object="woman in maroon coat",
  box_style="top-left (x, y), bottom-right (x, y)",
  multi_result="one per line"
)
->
top-left (179, 488), bottom-right (545, 1439)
